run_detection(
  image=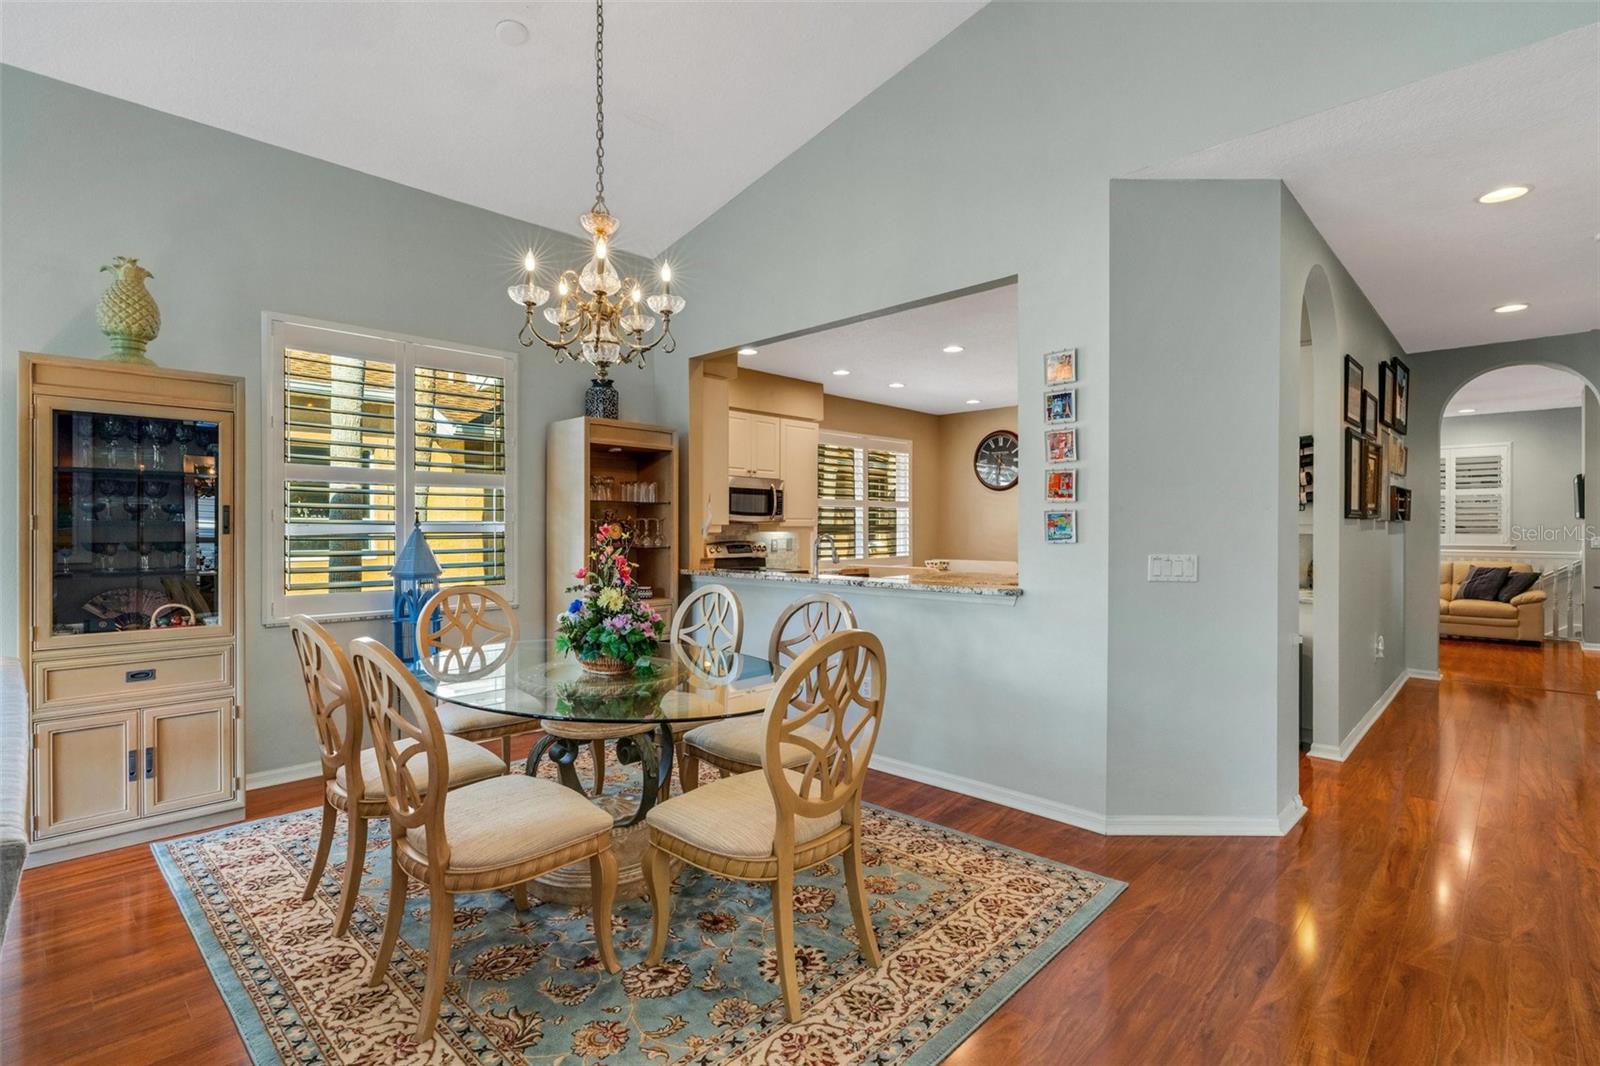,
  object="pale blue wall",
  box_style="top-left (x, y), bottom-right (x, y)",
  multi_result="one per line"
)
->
top-left (657, 2), bottom-right (1587, 829)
